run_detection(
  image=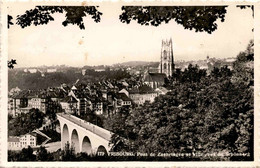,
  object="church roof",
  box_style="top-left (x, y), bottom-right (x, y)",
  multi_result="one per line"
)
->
top-left (144, 73), bottom-right (166, 83)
